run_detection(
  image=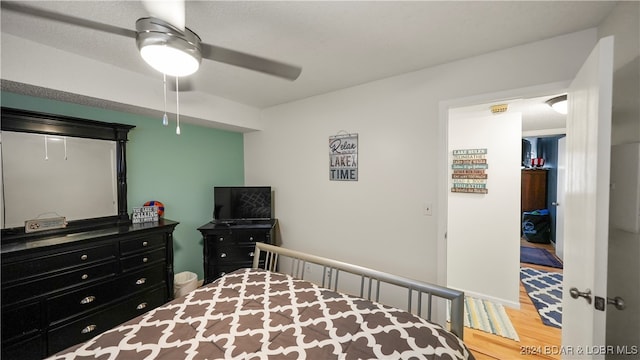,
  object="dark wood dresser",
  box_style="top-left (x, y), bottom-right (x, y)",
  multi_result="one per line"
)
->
top-left (1, 220), bottom-right (178, 359)
top-left (198, 219), bottom-right (277, 284)
top-left (521, 169), bottom-right (548, 212)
